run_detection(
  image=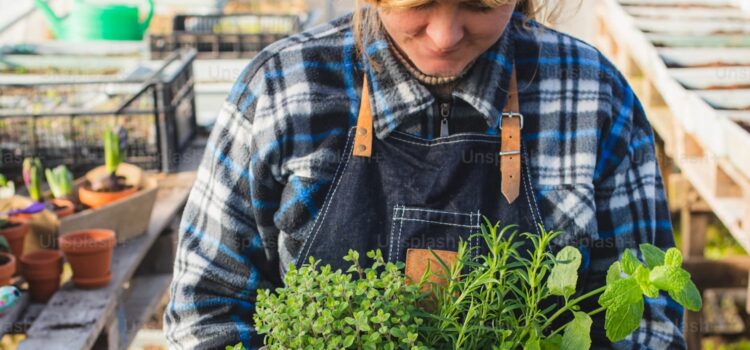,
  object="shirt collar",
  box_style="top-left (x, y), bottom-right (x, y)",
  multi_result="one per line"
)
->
top-left (360, 11), bottom-right (523, 139)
